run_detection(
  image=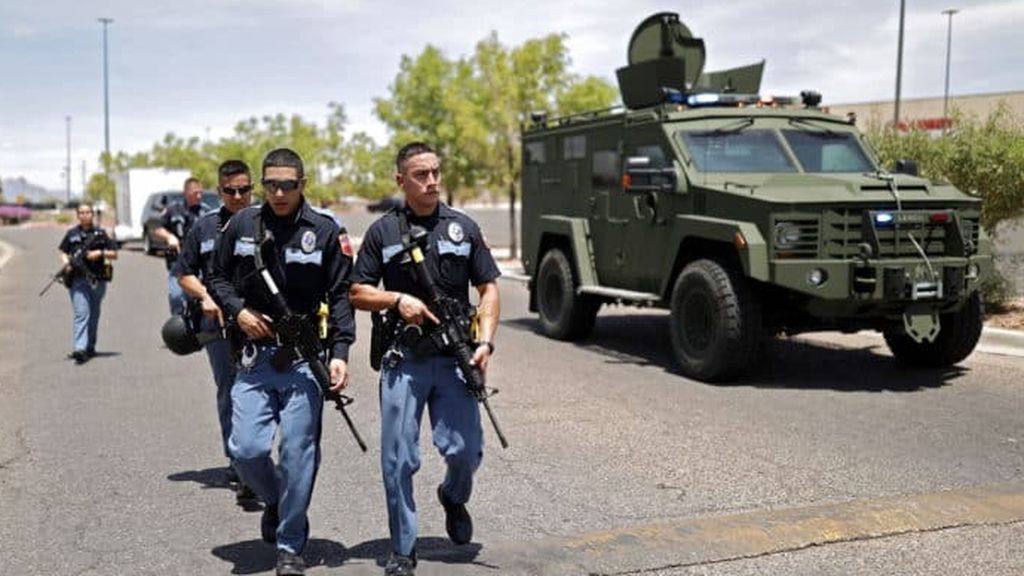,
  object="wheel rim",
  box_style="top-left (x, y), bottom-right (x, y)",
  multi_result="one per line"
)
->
top-left (540, 267), bottom-right (564, 321)
top-left (680, 290), bottom-right (714, 354)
